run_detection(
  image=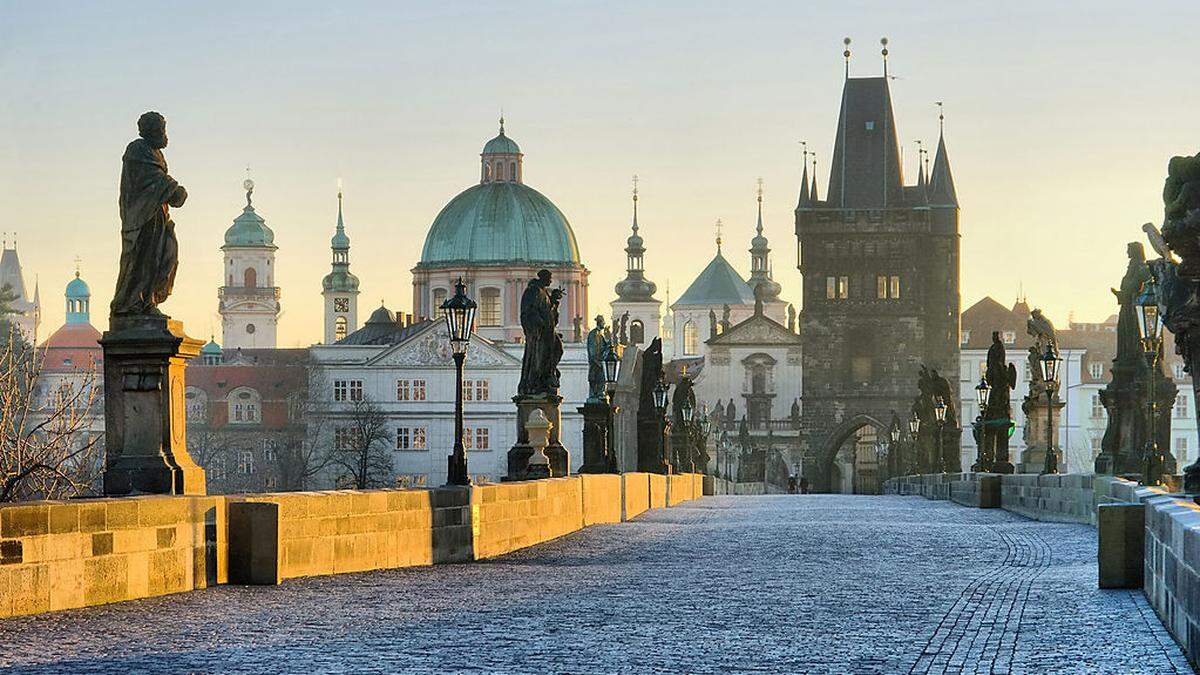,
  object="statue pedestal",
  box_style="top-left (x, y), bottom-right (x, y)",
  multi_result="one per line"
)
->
top-left (636, 416), bottom-right (670, 474)
top-left (578, 401), bottom-right (617, 474)
top-left (101, 316), bottom-right (206, 496)
top-left (1019, 394), bottom-right (1065, 473)
top-left (507, 396), bottom-right (568, 480)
